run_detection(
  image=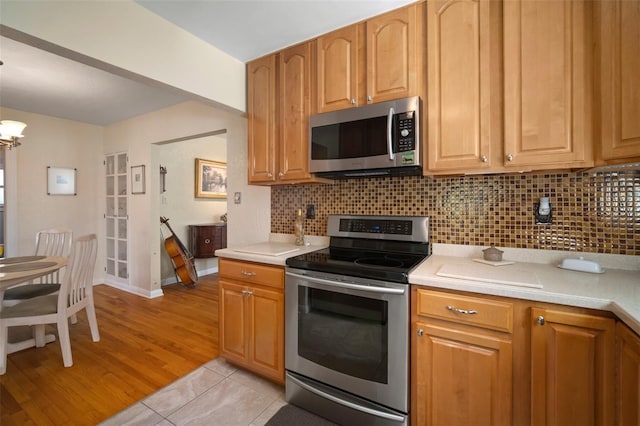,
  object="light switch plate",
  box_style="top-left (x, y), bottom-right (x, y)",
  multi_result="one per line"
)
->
top-left (234, 192), bottom-right (241, 204)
